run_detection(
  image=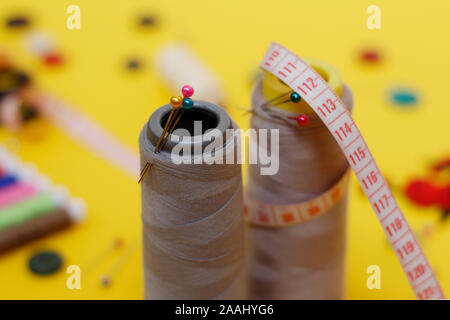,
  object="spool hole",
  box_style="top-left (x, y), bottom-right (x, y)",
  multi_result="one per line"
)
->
top-left (161, 107), bottom-right (218, 136)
